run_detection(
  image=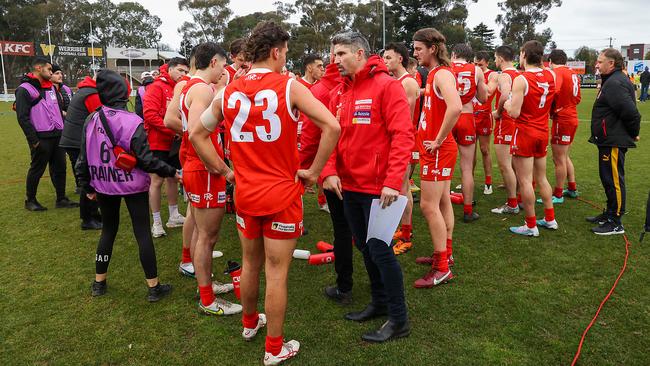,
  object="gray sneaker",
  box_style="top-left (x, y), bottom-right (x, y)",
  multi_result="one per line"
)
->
top-left (491, 204), bottom-right (520, 215)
